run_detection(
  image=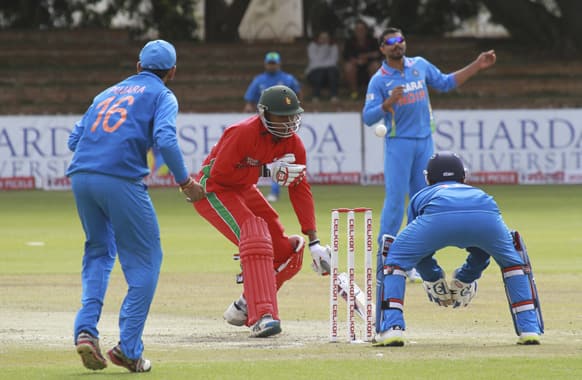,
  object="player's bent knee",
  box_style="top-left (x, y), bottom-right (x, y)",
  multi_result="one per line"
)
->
top-left (286, 235), bottom-right (305, 270)
top-left (274, 235), bottom-right (305, 289)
